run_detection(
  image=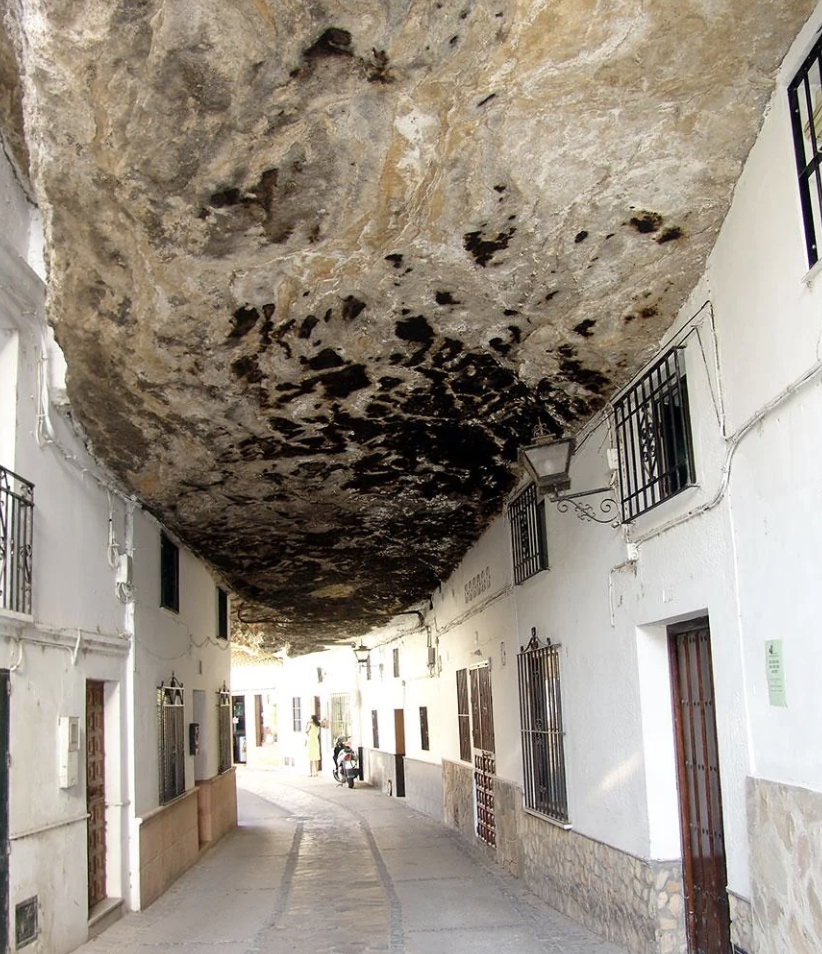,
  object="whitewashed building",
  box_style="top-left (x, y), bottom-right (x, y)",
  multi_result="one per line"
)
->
top-left (0, 146), bottom-right (236, 954)
top-left (299, 9), bottom-right (822, 954)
